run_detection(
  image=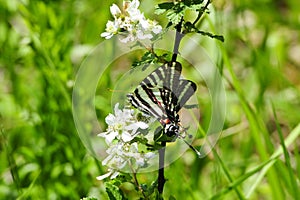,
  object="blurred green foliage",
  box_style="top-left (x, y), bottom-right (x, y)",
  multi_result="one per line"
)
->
top-left (0, 0), bottom-right (300, 199)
